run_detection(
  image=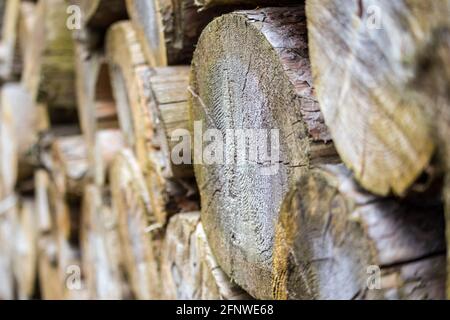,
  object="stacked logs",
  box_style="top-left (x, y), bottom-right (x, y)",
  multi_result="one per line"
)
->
top-left (0, 0), bottom-right (449, 300)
